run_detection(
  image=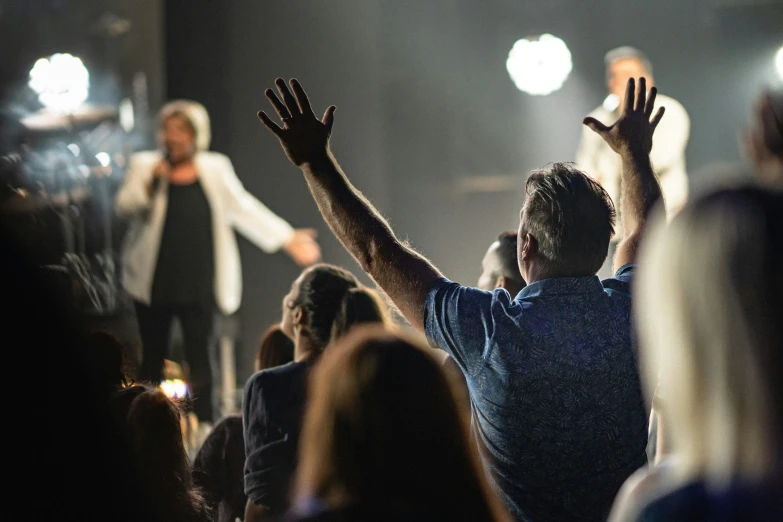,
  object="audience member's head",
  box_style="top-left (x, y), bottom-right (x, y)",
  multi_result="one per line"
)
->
top-left (295, 326), bottom-right (507, 521)
top-left (745, 90), bottom-right (783, 188)
top-left (519, 163), bottom-right (615, 282)
top-left (605, 46), bottom-right (654, 108)
top-left (255, 324), bottom-right (295, 372)
top-left (638, 187), bottom-right (783, 485)
top-left (85, 330), bottom-right (133, 394)
top-left (282, 264), bottom-right (390, 356)
top-left (478, 230), bottom-right (526, 296)
top-left (114, 386), bottom-right (210, 522)
top-left (330, 286), bottom-right (392, 340)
